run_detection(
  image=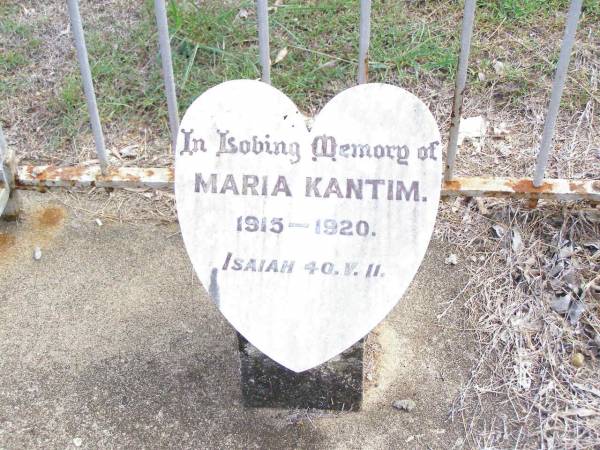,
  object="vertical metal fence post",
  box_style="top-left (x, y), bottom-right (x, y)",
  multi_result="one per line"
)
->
top-left (256, 0), bottom-right (271, 84)
top-left (66, 0), bottom-right (109, 174)
top-left (0, 125), bottom-right (9, 215)
top-left (357, 0), bottom-right (372, 84)
top-left (0, 124), bottom-right (20, 218)
top-left (444, 0), bottom-right (476, 182)
top-left (533, 0), bottom-right (583, 187)
top-left (0, 126), bottom-right (9, 187)
top-left (154, 0), bottom-right (180, 153)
